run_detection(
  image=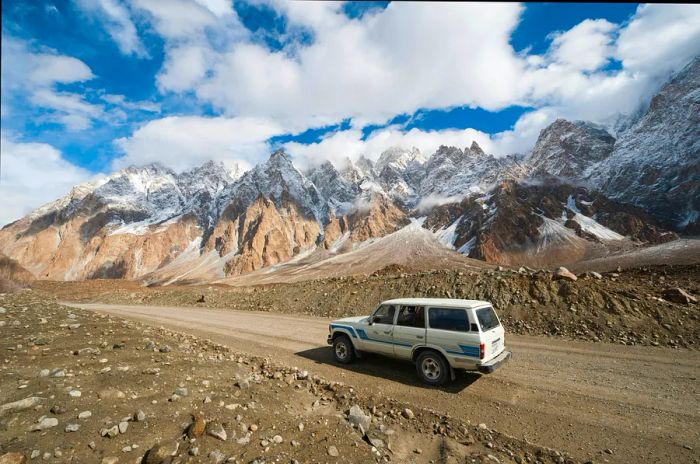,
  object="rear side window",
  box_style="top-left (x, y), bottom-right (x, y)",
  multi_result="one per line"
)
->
top-left (373, 305), bottom-right (396, 324)
top-left (397, 306), bottom-right (425, 328)
top-left (428, 307), bottom-right (470, 332)
top-left (476, 306), bottom-right (500, 331)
